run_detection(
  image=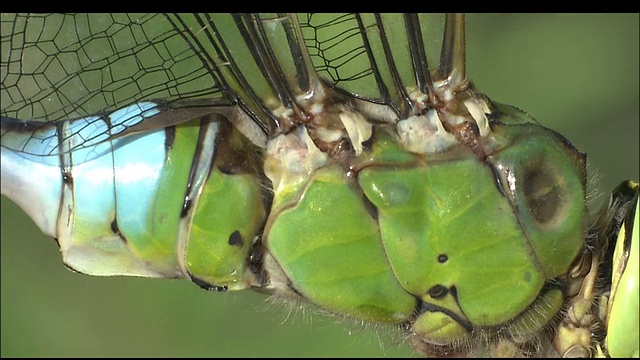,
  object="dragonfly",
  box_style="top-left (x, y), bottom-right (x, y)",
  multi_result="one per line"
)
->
top-left (1, 13), bottom-right (638, 358)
